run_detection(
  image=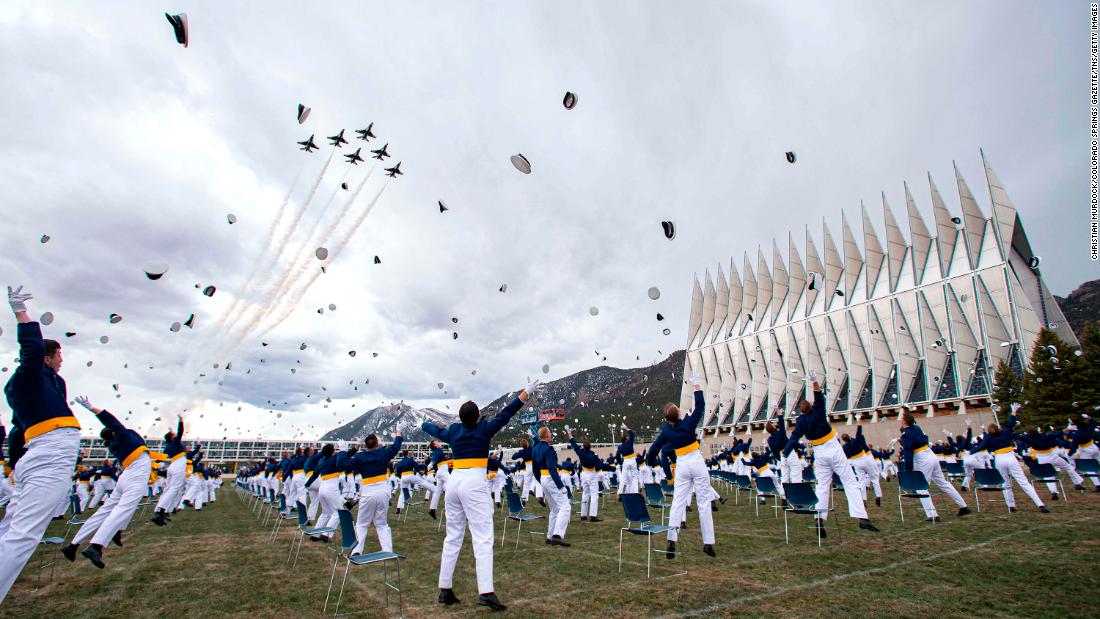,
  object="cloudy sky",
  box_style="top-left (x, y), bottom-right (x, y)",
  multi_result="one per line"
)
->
top-left (0, 1), bottom-right (1091, 440)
